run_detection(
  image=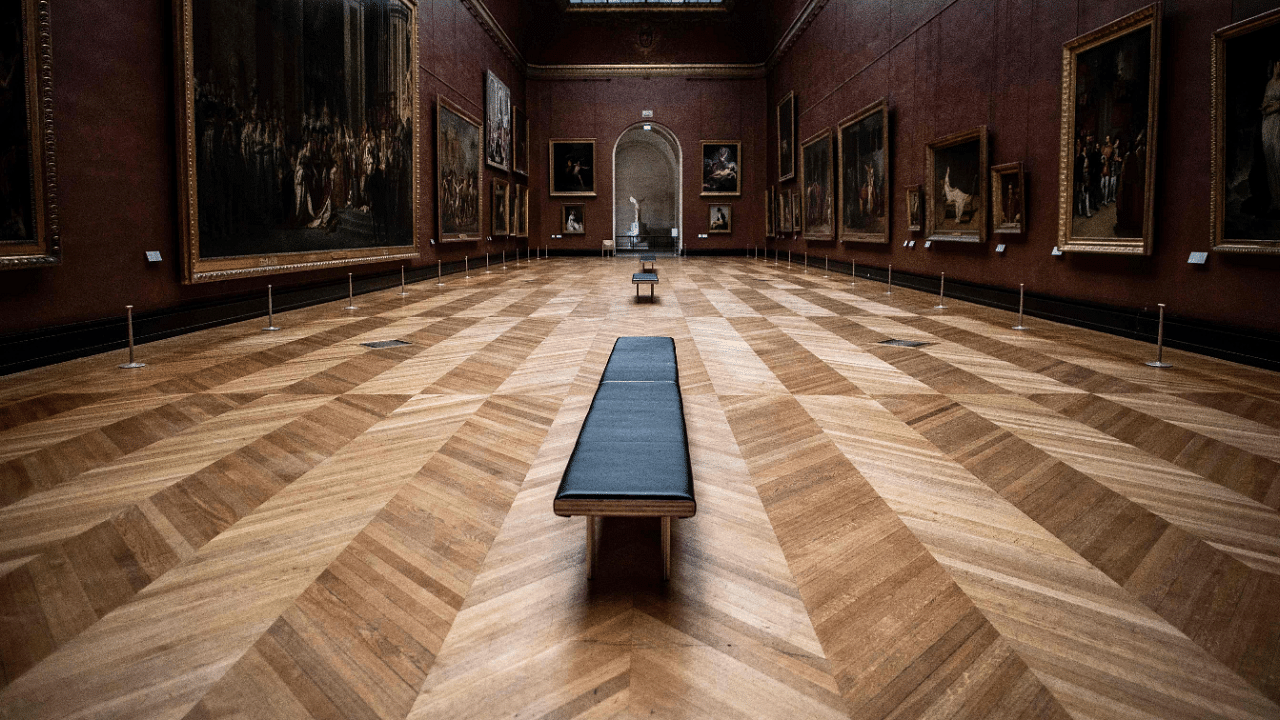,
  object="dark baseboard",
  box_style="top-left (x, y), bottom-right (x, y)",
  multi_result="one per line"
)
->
top-left (3, 256), bottom-right (1277, 376)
